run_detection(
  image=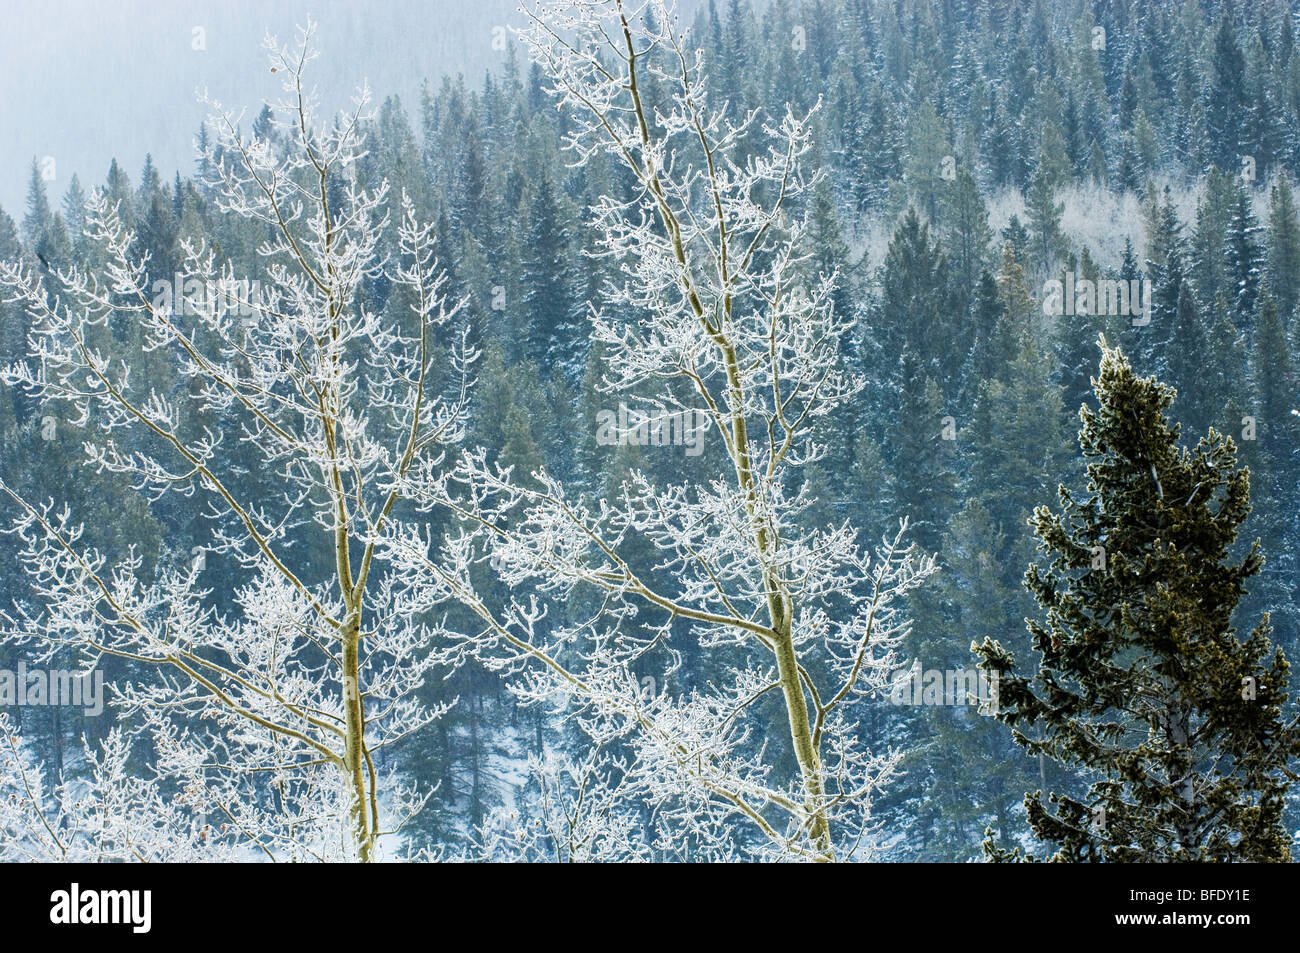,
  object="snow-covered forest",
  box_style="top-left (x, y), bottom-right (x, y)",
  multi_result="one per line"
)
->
top-left (0, 0), bottom-right (1298, 863)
